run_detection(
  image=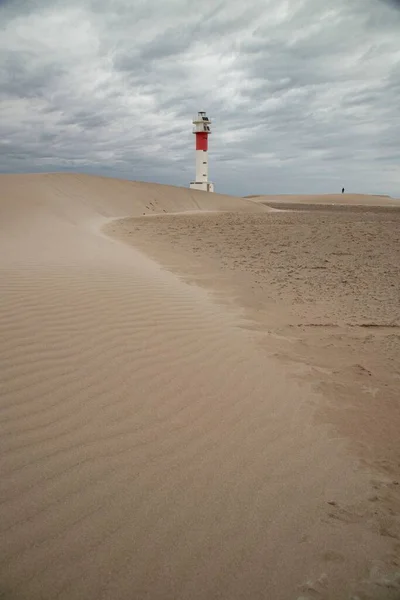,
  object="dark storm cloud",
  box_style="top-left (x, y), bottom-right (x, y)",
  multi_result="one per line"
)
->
top-left (0, 0), bottom-right (399, 195)
top-left (382, 0), bottom-right (400, 8)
